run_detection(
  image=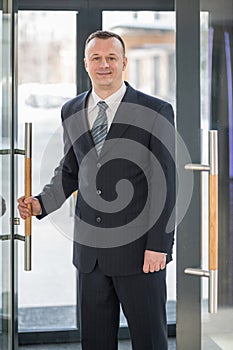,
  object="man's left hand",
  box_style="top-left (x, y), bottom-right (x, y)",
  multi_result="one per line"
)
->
top-left (143, 250), bottom-right (166, 273)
